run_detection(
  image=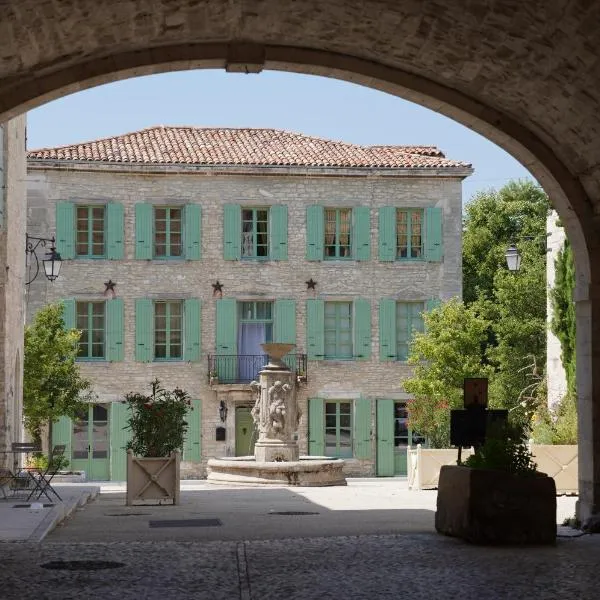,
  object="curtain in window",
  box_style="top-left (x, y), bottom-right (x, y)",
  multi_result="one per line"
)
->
top-left (325, 210), bottom-right (336, 245)
top-left (238, 323), bottom-right (266, 381)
